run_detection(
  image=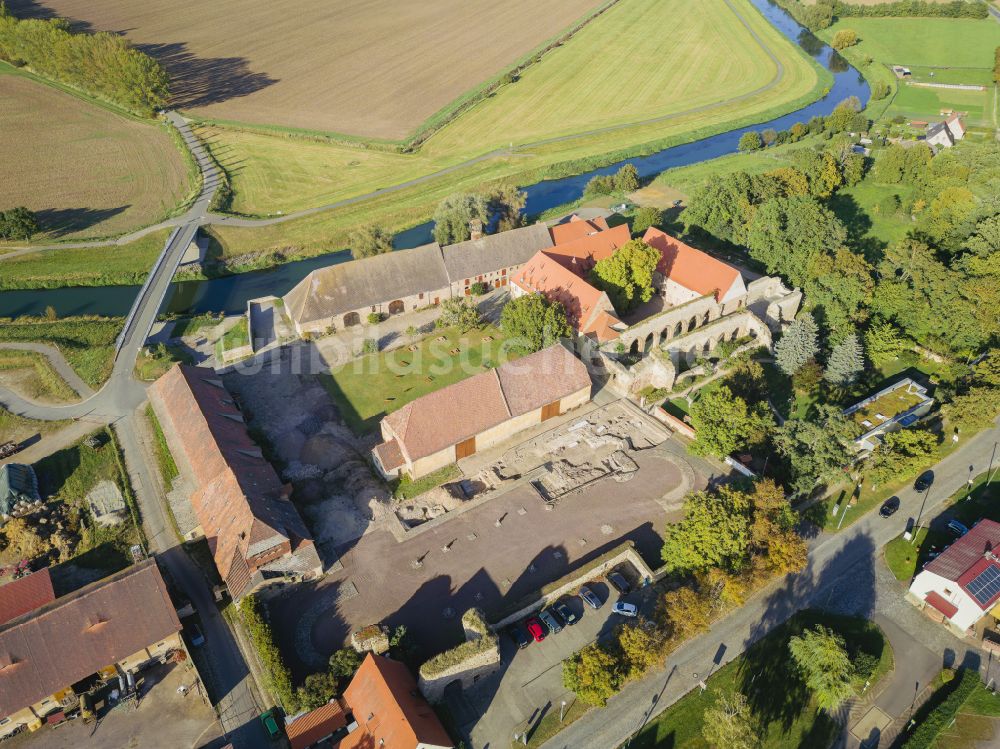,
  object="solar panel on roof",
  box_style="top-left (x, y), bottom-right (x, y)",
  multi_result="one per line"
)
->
top-left (966, 565), bottom-right (1000, 607)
